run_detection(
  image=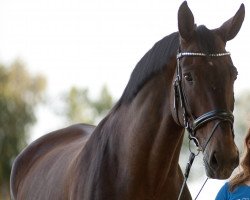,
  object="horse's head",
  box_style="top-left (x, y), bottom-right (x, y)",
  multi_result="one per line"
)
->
top-left (172, 1), bottom-right (245, 179)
